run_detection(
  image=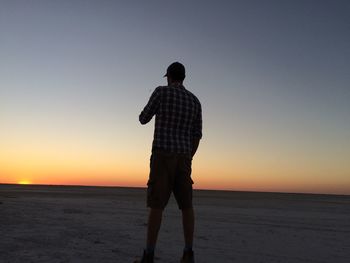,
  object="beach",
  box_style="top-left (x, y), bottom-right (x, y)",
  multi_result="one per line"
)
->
top-left (0, 184), bottom-right (349, 263)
